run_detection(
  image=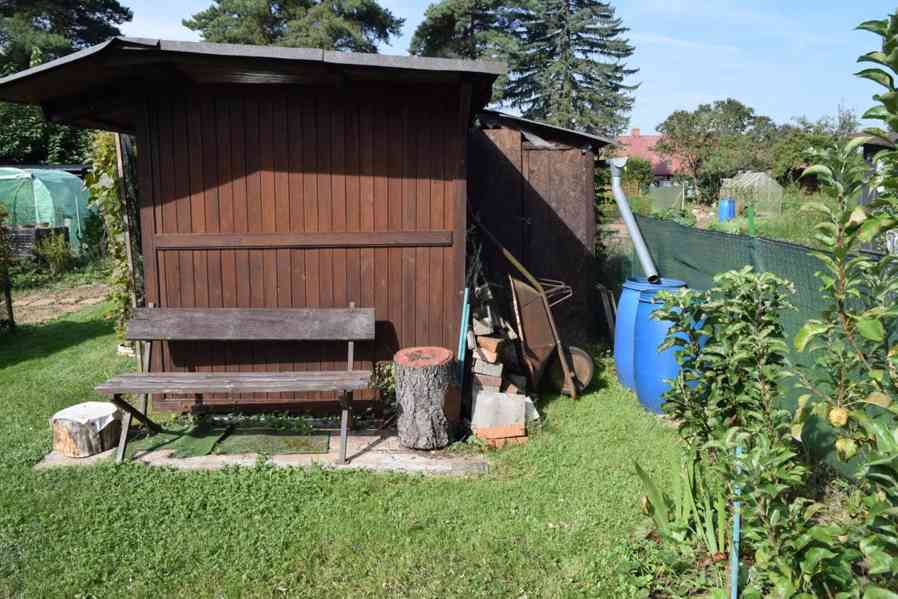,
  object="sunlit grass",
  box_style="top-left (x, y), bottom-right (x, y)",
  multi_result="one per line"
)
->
top-left (0, 305), bottom-right (681, 598)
